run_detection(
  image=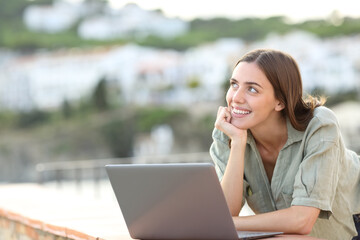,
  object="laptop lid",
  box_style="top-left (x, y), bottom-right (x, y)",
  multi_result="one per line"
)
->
top-left (106, 163), bottom-right (283, 240)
